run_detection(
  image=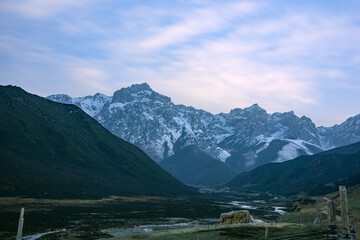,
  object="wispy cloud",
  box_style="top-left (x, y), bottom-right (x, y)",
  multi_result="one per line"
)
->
top-left (0, 0), bottom-right (92, 19)
top-left (0, 0), bottom-right (359, 126)
top-left (138, 1), bottom-right (260, 50)
top-left (69, 67), bottom-right (109, 91)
